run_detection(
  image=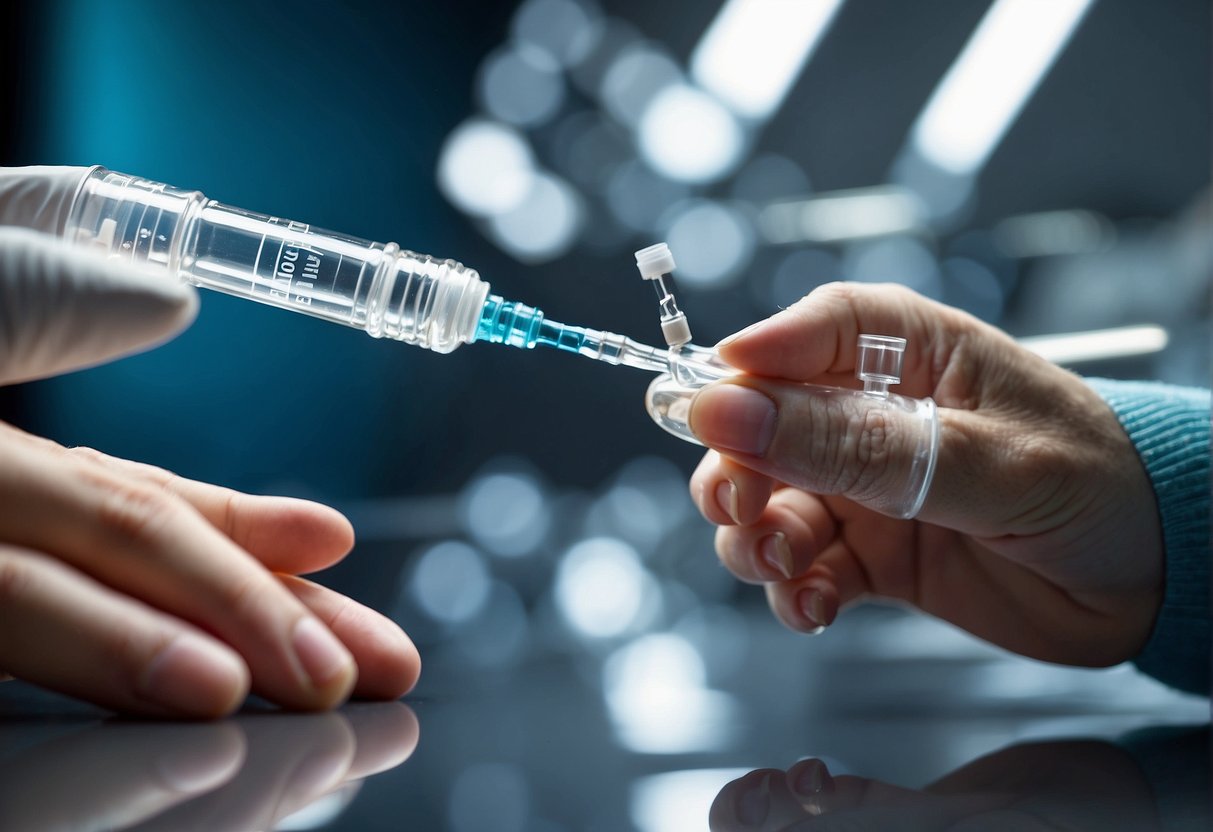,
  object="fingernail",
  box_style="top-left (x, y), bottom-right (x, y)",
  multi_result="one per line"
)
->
top-left (293, 618), bottom-right (353, 689)
top-left (715, 319), bottom-right (765, 349)
top-left (715, 480), bottom-right (740, 523)
top-left (759, 532), bottom-right (794, 579)
top-left (139, 634), bottom-right (247, 716)
top-left (735, 773), bottom-right (771, 826)
top-left (792, 759), bottom-right (832, 797)
top-left (799, 589), bottom-right (829, 628)
top-left (691, 384), bottom-right (777, 457)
